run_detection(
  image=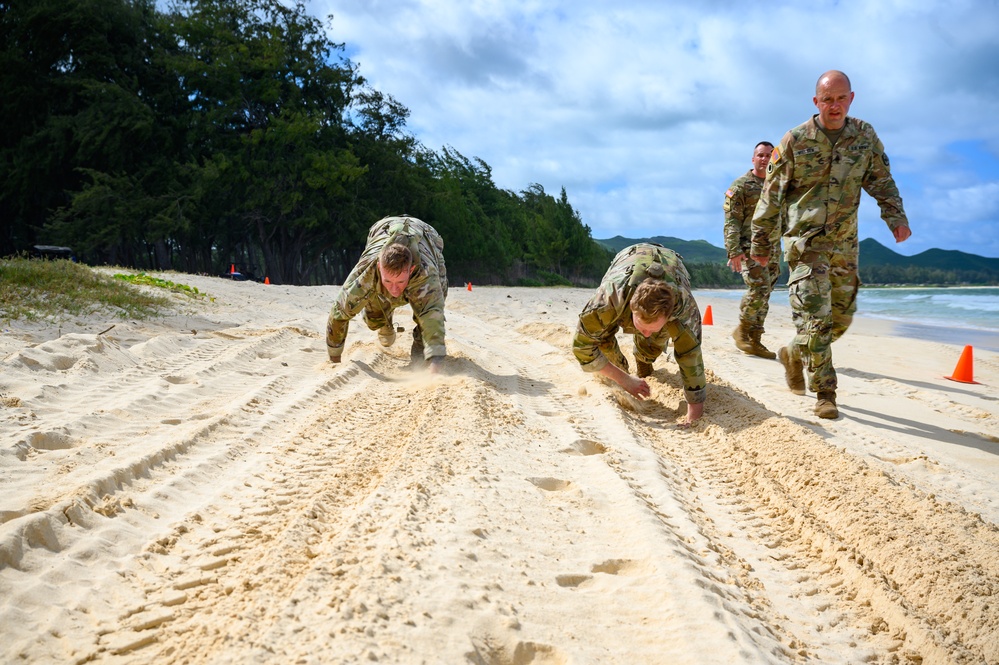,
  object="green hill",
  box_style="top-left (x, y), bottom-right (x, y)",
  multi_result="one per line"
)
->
top-left (859, 238), bottom-right (999, 272)
top-left (594, 236), bottom-right (728, 264)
